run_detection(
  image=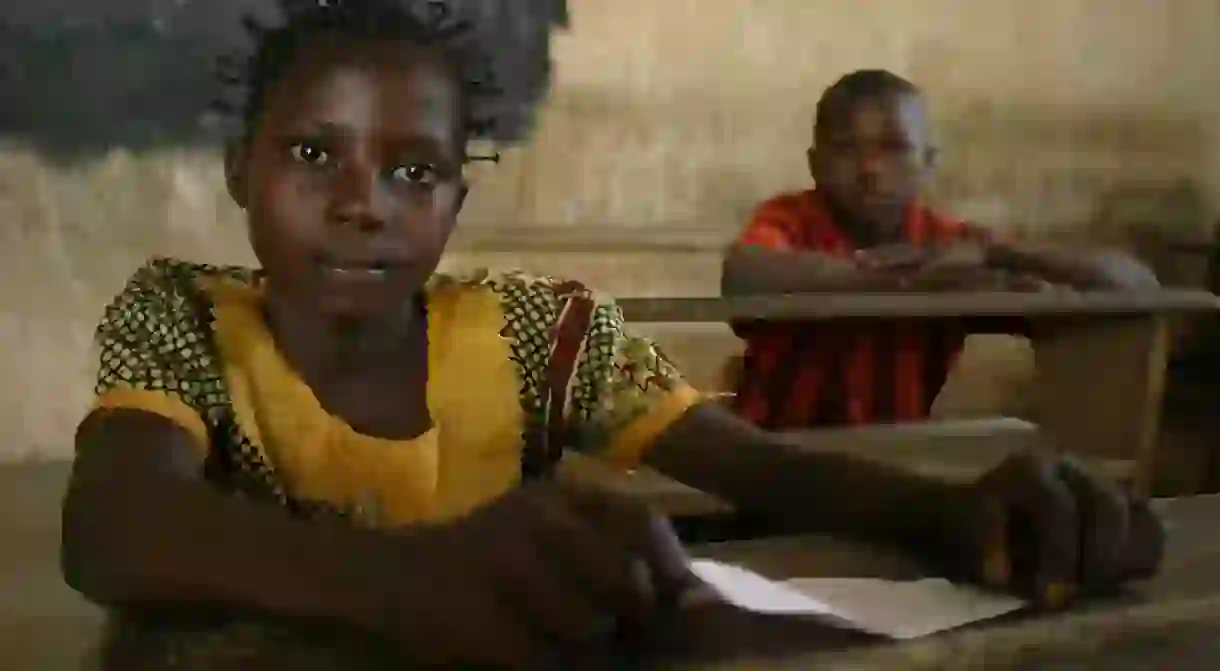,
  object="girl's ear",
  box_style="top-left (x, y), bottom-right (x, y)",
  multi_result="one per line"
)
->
top-left (224, 142), bottom-right (249, 210)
